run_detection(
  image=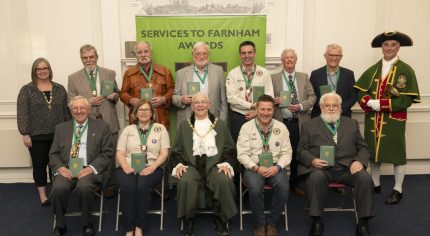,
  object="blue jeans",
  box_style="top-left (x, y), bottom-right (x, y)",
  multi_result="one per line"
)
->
top-left (244, 168), bottom-right (289, 226)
